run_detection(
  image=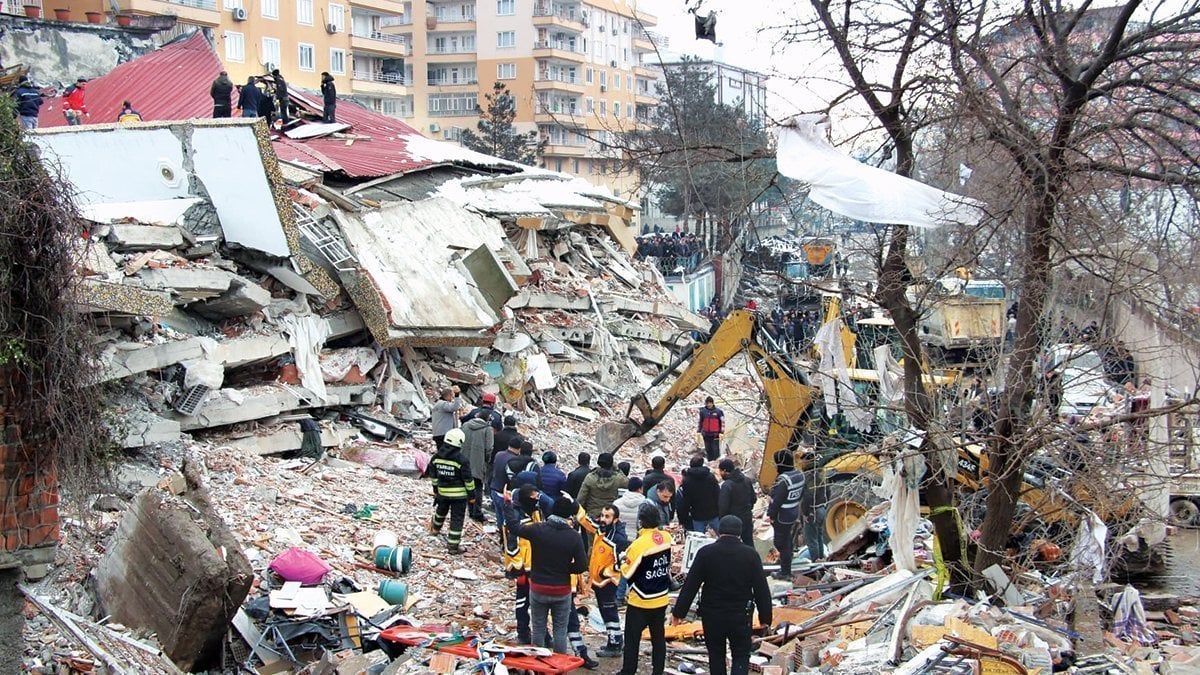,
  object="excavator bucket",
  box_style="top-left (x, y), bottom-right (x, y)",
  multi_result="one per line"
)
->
top-left (595, 421), bottom-right (641, 455)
